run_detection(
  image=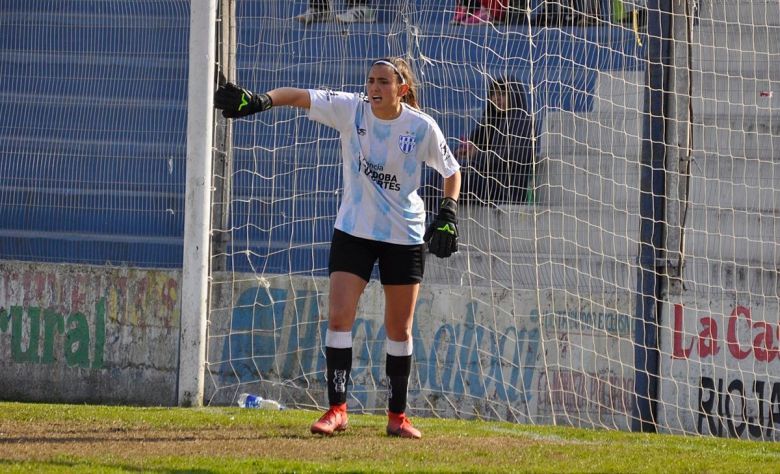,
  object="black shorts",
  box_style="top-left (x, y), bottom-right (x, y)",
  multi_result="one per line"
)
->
top-left (328, 229), bottom-right (425, 285)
